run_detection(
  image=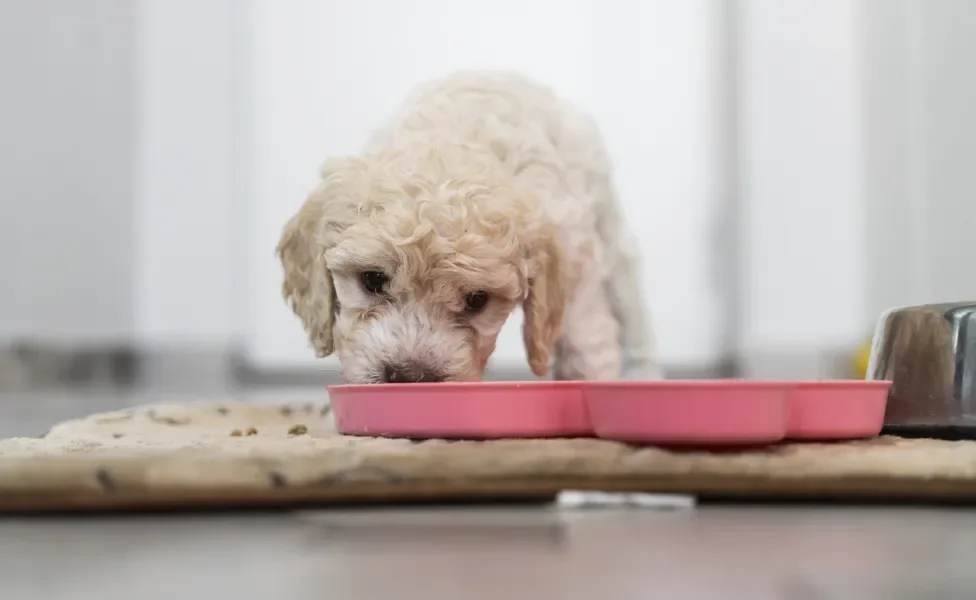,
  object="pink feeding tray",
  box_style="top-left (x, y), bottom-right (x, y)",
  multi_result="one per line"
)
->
top-left (584, 380), bottom-right (791, 445)
top-left (329, 380), bottom-right (590, 439)
top-left (786, 380), bottom-right (891, 440)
